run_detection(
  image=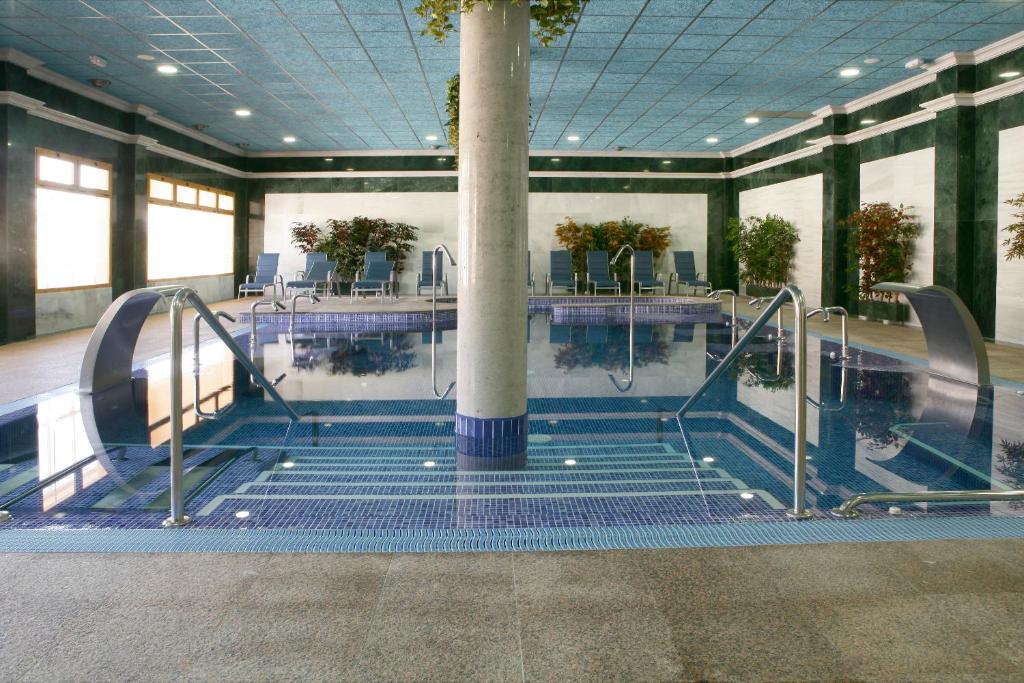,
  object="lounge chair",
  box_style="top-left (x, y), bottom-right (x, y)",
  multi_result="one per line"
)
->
top-left (351, 258), bottom-right (394, 301)
top-left (238, 252), bottom-right (282, 298)
top-left (633, 251), bottom-right (666, 294)
top-left (527, 251), bottom-right (535, 295)
top-left (670, 251), bottom-right (711, 295)
top-left (286, 259), bottom-right (336, 298)
top-left (295, 252), bottom-right (327, 279)
top-left (586, 251), bottom-right (620, 295)
top-left (546, 251), bottom-right (578, 295)
top-left (416, 251), bottom-right (448, 296)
